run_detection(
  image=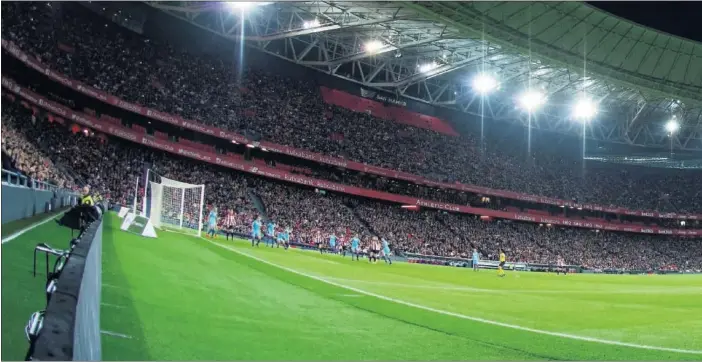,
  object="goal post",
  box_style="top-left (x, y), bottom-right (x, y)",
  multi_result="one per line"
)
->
top-left (147, 172), bottom-right (205, 237)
